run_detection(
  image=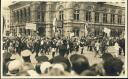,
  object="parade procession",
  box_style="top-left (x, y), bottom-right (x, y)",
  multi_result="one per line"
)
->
top-left (1, 1), bottom-right (126, 77)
